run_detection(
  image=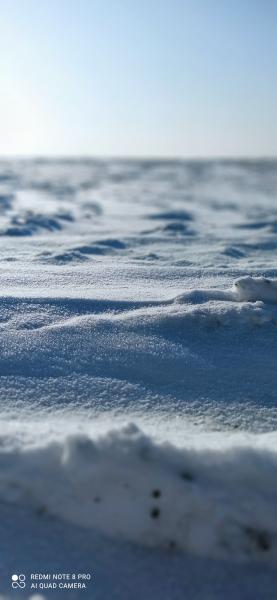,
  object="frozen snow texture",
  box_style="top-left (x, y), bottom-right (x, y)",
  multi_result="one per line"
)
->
top-left (0, 160), bottom-right (277, 596)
